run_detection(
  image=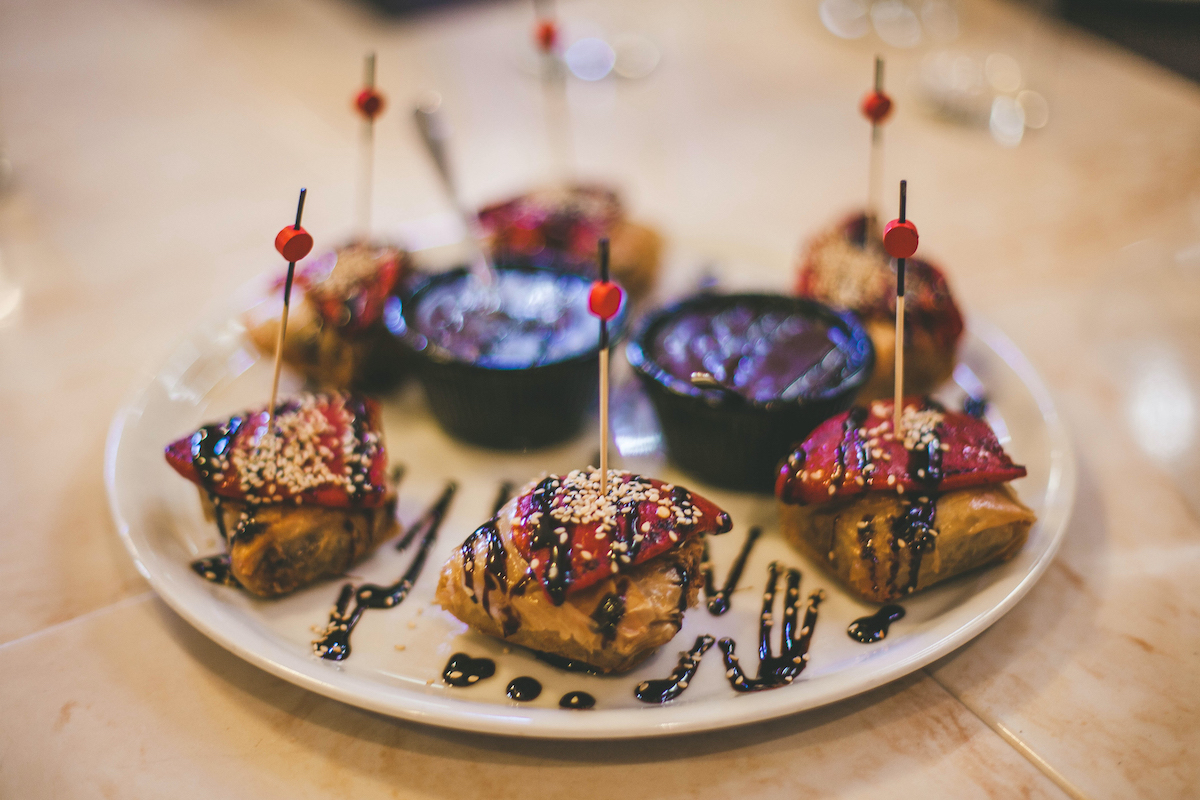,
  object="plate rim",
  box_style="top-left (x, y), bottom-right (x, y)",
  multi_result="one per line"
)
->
top-left (104, 310), bottom-right (1076, 739)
